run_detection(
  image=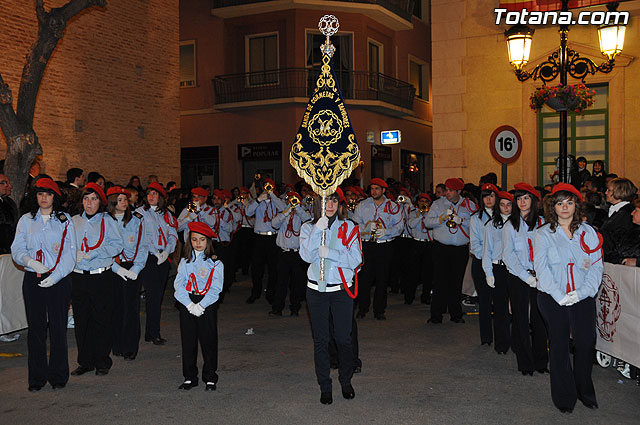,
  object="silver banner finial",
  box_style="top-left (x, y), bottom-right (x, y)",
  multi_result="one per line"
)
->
top-left (318, 15), bottom-right (339, 58)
